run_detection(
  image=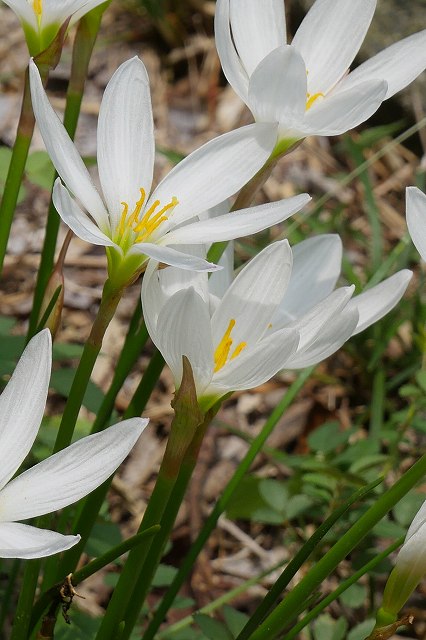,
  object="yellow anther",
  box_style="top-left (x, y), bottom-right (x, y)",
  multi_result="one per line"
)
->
top-left (127, 188), bottom-right (146, 226)
top-left (231, 342), bottom-right (247, 360)
top-left (118, 202), bottom-right (129, 237)
top-left (117, 189), bottom-right (178, 245)
top-left (32, 0), bottom-right (42, 16)
top-left (135, 216), bottom-right (169, 243)
top-left (214, 319), bottom-right (246, 373)
top-left (306, 92), bottom-right (324, 111)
